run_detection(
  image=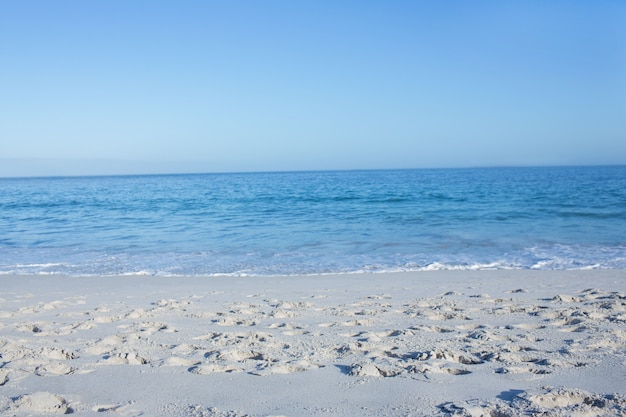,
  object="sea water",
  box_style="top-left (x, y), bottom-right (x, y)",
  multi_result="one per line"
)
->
top-left (1, 166), bottom-right (625, 276)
